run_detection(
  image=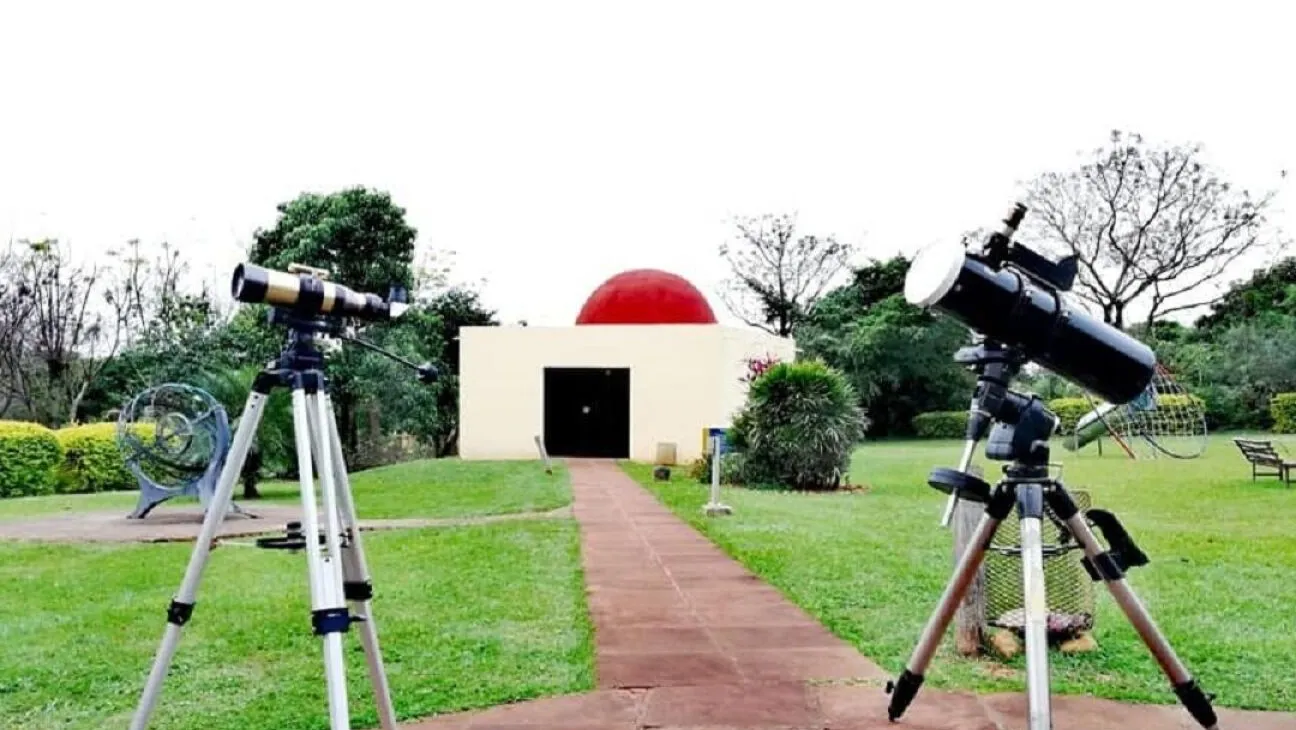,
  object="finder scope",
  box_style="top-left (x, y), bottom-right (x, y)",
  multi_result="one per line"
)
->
top-left (231, 263), bottom-right (409, 322)
top-left (903, 204), bottom-right (1157, 405)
